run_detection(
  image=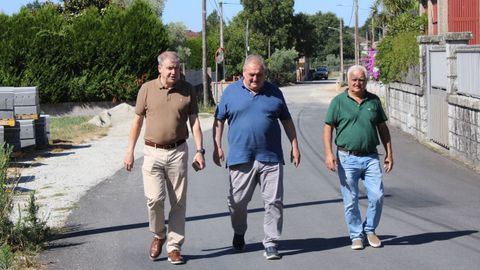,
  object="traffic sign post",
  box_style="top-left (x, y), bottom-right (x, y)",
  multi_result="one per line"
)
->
top-left (215, 47), bottom-right (225, 64)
